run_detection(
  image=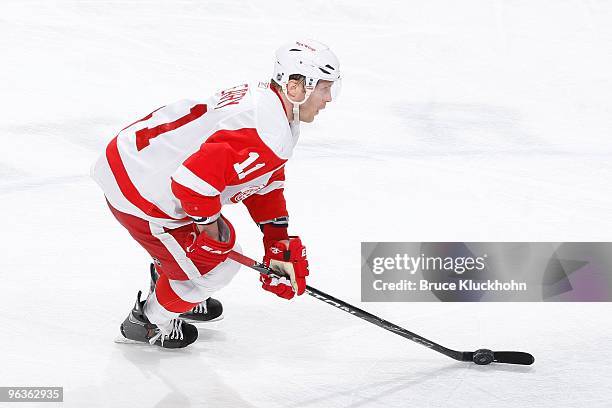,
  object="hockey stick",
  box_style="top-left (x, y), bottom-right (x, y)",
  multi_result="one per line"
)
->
top-left (228, 250), bottom-right (534, 366)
